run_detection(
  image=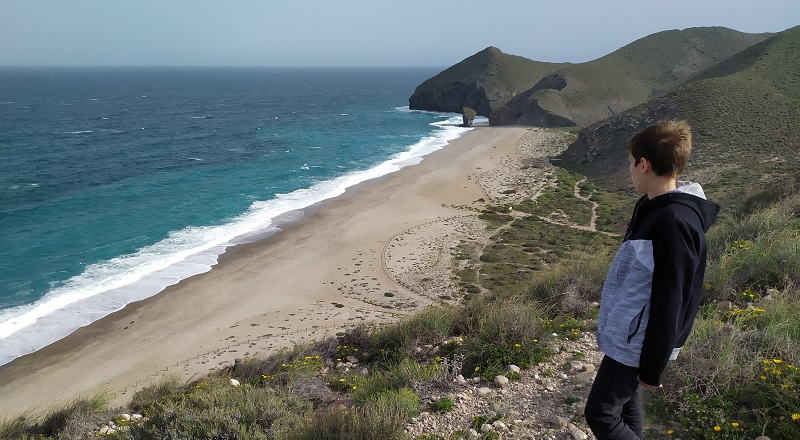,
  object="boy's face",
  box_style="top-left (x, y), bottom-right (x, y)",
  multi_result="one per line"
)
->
top-left (628, 153), bottom-right (645, 193)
